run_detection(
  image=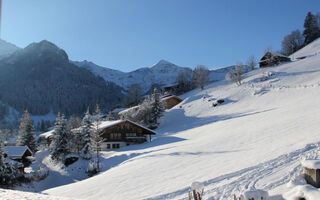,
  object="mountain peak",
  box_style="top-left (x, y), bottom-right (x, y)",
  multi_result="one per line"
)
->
top-left (152, 59), bottom-right (174, 67)
top-left (25, 40), bottom-right (69, 61)
top-left (0, 39), bottom-right (20, 59)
